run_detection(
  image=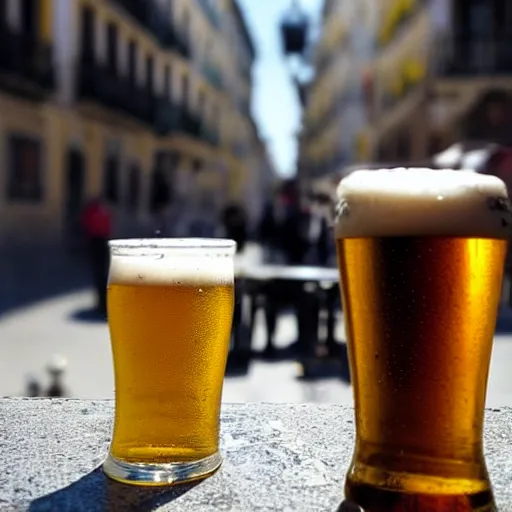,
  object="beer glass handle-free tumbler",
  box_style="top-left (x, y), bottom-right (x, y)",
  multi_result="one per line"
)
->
top-left (103, 238), bottom-right (236, 486)
top-left (335, 169), bottom-right (511, 511)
